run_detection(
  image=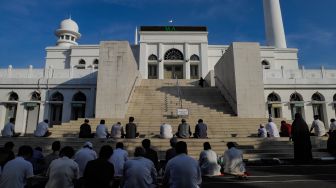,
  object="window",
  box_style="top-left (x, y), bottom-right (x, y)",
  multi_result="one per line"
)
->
top-left (79, 59), bottom-right (86, 65)
top-left (50, 92), bottom-right (64, 101)
top-left (31, 92), bottom-right (41, 101)
top-left (267, 92), bottom-right (282, 118)
top-left (65, 35), bottom-right (70, 40)
top-left (267, 92), bottom-right (281, 102)
top-left (77, 59), bottom-right (86, 69)
top-left (190, 54), bottom-right (200, 61)
top-left (164, 49), bottom-right (184, 60)
top-left (71, 36), bottom-right (75, 41)
top-left (312, 92), bottom-right (324, 101)
top-left (93, 59), bottom-right (99, 65)
top-left (262, 60), bottom-right (270, 69)
top-left (8, 92), bottom-right (19, 101)
top-left (290, 93), bottom-right (304, 120)
top-left (148, 54), bottom-right (158, 61)
top-left (72, 92), bottom-right (86, 102)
